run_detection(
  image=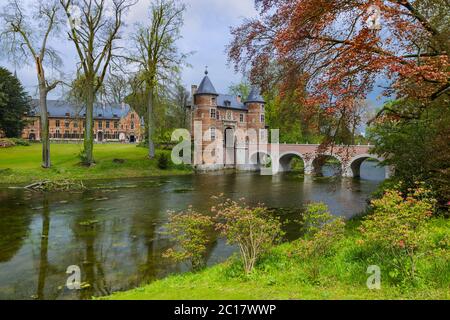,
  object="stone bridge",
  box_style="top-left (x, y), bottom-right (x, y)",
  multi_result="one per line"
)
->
top-left (245, 144), bottom-right (392, 179)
